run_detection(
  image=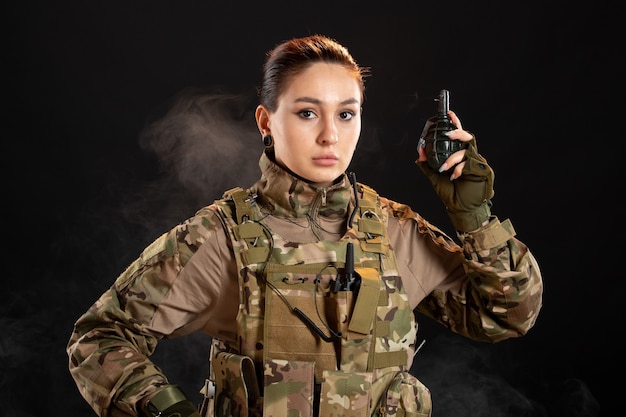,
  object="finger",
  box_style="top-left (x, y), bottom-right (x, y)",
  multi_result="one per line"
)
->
top-left (448, 148), bottom-right (467, 166)
top-left (445, 130), bottom-right (473, 142)
top-left (448, 110), bottom-right (463, 130)
top-left (449, 160), bottom-right (466, 180)
top-left (447, 111), bottom-right (473, 142)
top-left (439, 149), bottom-right (467, 173)
top-left (416, 145), bottom-right (426, 161)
